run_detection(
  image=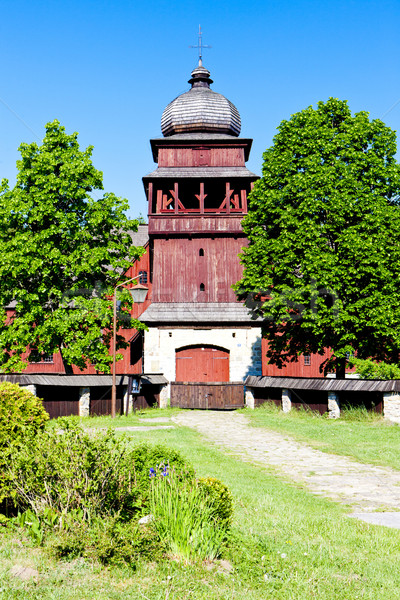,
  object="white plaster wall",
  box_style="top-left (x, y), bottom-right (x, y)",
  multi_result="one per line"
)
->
top-left (144, 326), bottom-right (262, 387)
